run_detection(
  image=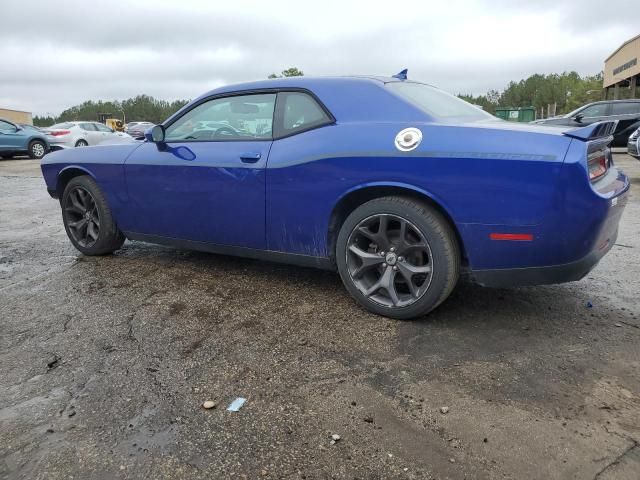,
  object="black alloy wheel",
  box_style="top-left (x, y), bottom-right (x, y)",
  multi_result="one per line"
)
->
top-left (346, 213), bottom-right (434, 308)
top-left (61, 176), bottom-right (125, 255)
top-left (63, 186), bottom-right (101, 248)
top-left (336, 196), bottom-right (460, 319)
